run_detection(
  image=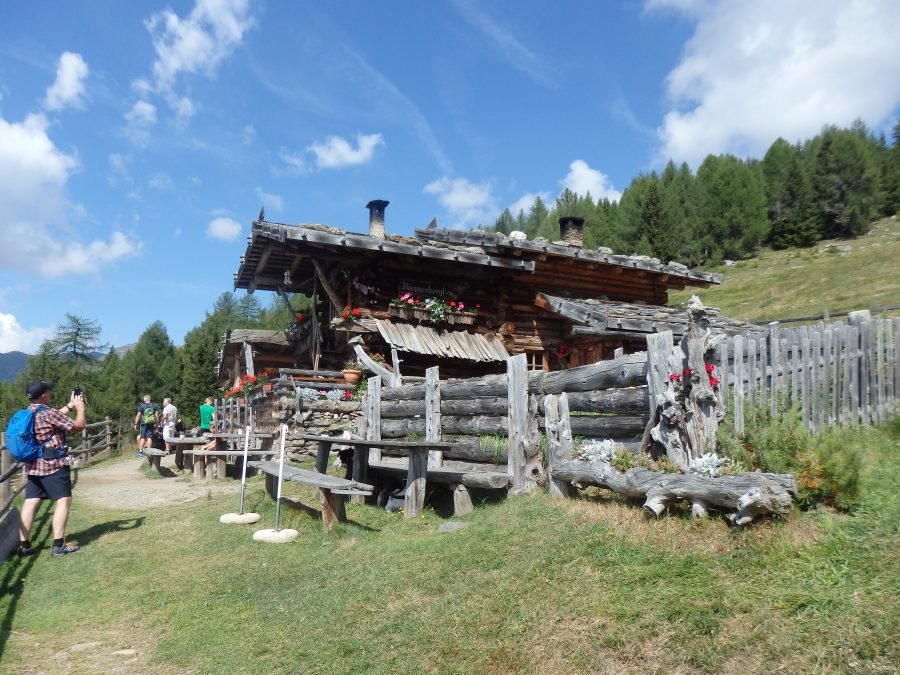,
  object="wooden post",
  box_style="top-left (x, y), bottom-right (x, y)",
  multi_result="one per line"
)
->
top-left (768, 322), bottom-right (779, 418)
top-left (507, 354), bottom-right (541, 492)
top-left (715, 340), bottom-right (729, 411)
top-left (747, 336), bottom-right (757, 419)
top-left (885, 319), bottom-right (895, 417)
top-left (800, 335), bottom-right (811, 429)
top-left (733, 334), bottom-right (745, 435)
top-left (451, 483), bottom-right (473, 516)
top-left (315, 440), bottom-right (331, 474)
top-left (875, 318), bottom-right (885, 424)
top-left (350, 445), bottom-right (369, 505)
top-left (757, 336), bottom-right (767, 414)
top-left (848, 325), bottom-right (860, 423)
top-left (425, 367), bottom-right (442, 469)
top-left (544, 394), bottom-right (573, 499)
top-left (404, 448), bottom-right (427, 518)
top-left (366, 377), bottom-right (382, 464)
